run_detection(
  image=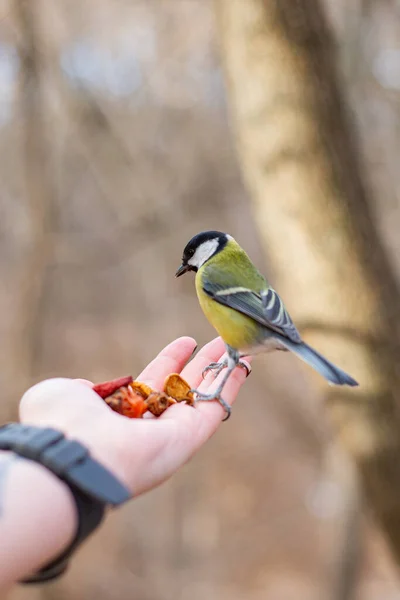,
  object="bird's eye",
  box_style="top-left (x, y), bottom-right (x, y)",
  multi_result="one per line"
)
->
top-left (188, 249), bottom-right (194, 257)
